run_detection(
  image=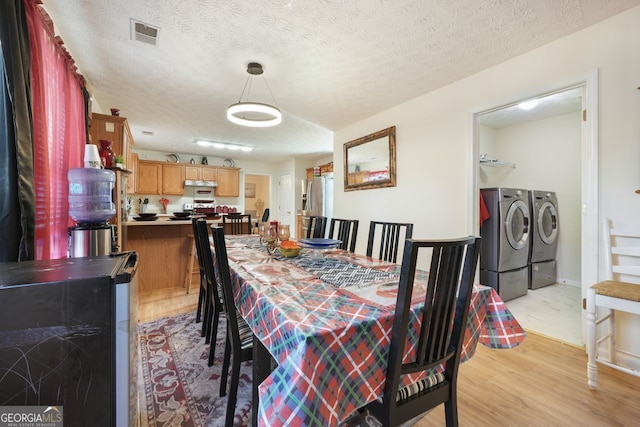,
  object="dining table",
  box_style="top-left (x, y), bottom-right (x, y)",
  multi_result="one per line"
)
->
top-left (217, 234), bottom-right (526, 427)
